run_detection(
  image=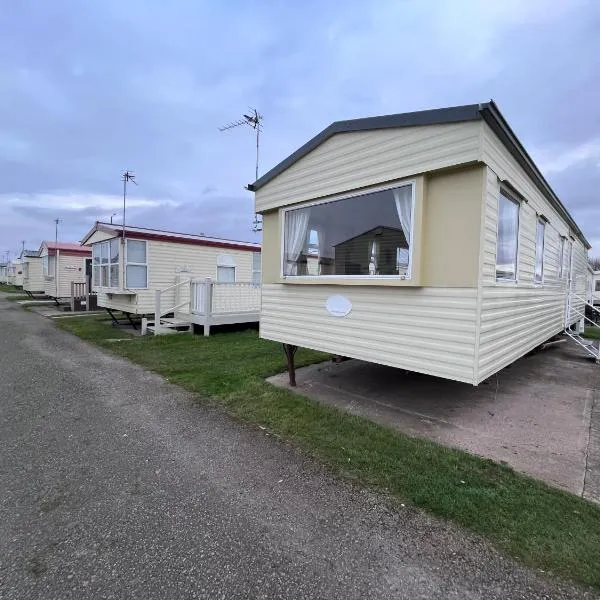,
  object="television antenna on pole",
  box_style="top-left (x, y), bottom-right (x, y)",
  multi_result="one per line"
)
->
top-left (219, 108), bottom-right (264, 232)
top-left (54, 218), bottom-right (62, 244)
top-left (121, 170), bottom-right (137, 241)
